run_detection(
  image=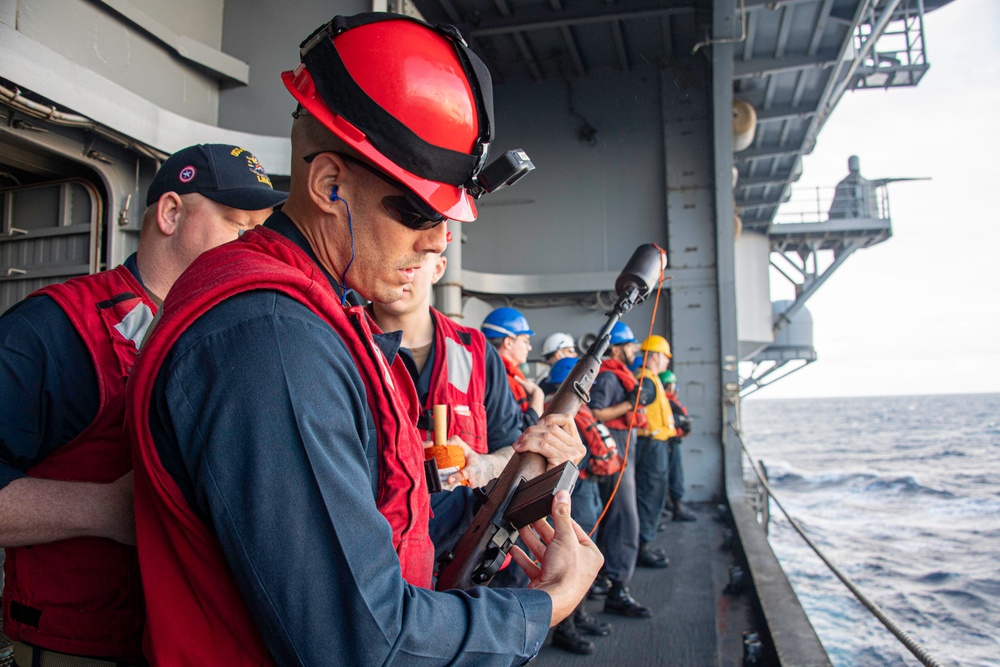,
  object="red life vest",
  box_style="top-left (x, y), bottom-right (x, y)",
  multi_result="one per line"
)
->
top-left (573, 404), bottom-right (622, 479)
top-left (501, 355), bottom-right (530, 412)
top-left (2, 265), bottom-right (153, 663)
top-left (418, 309), bottom-right (488, 454)
top-left (127, 227), bottom-right (433, 665)
top-left (598, 359), bottom-right (649, 431)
